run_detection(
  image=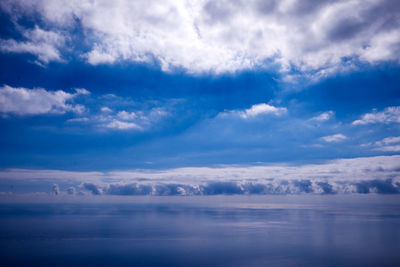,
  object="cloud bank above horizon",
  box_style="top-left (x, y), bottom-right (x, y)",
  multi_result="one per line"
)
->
top-left (1, 155), bottom-right (399, 196)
